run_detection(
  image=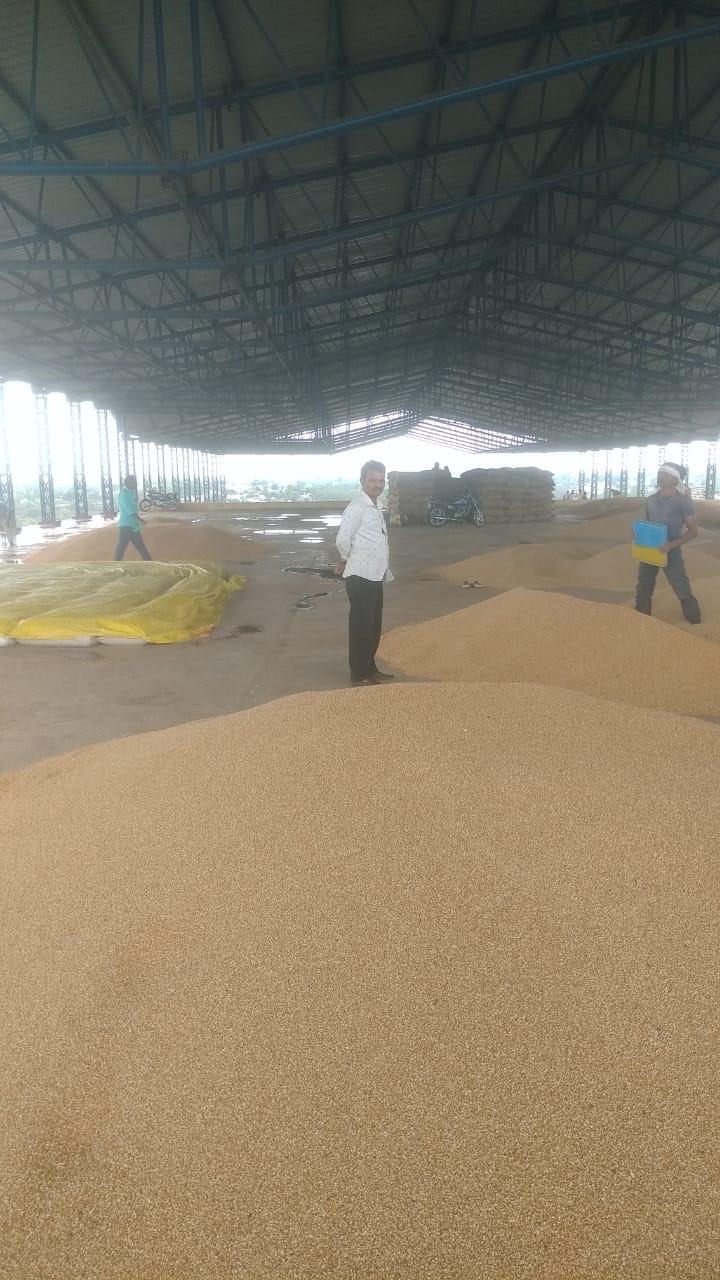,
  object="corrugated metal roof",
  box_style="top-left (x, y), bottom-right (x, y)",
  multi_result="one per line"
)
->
top-left (0, 0), bottom-right (719, 451)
